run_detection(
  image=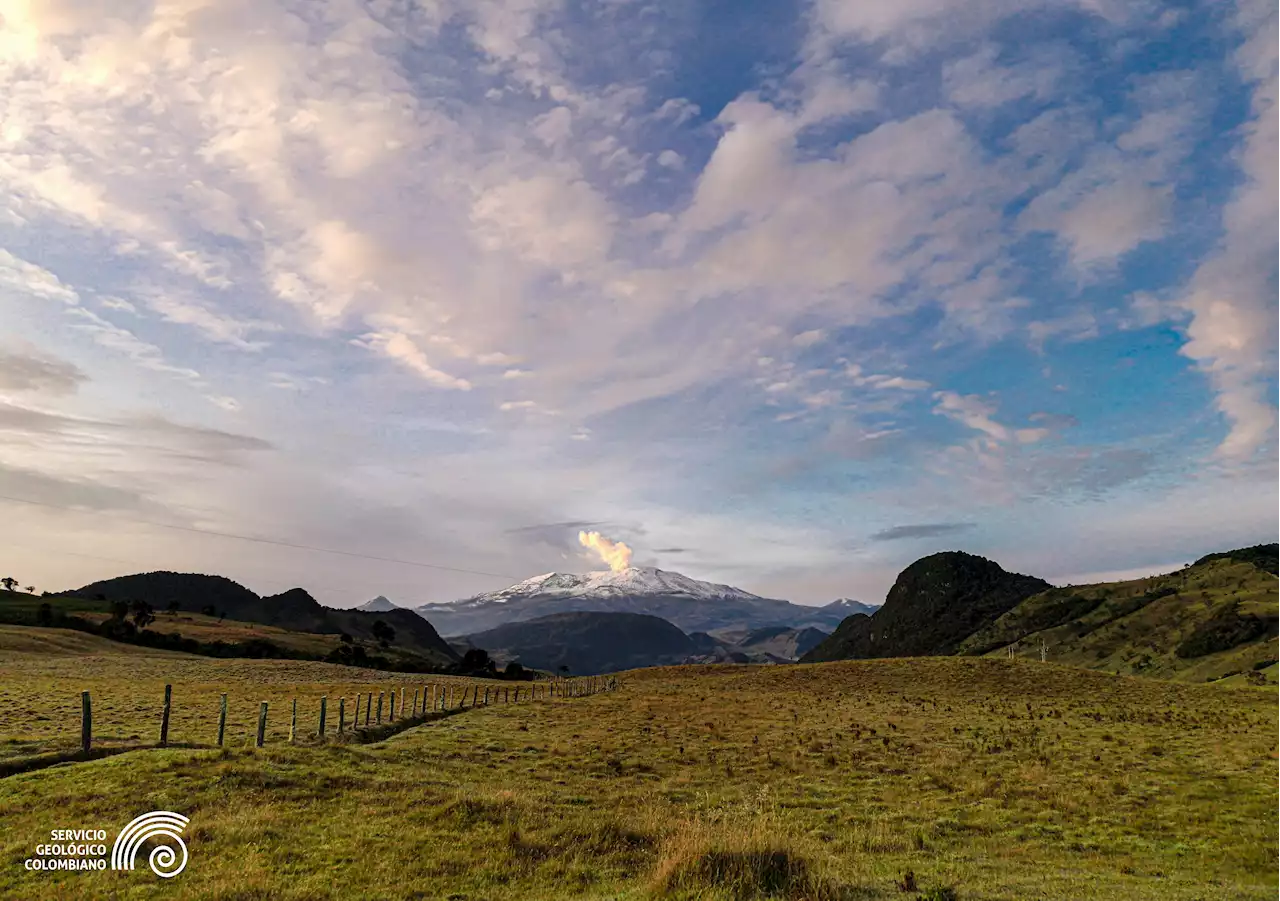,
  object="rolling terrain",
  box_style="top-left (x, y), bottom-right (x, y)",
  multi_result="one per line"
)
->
top-left (415, 566), bottom-right (868, 636)
top-left (802, 551), bottom-right (1051, 663)
top-left (457, 613), bottom-right (831, 674)
top-left (0, 653), bottom-right (1273, 900)
top-left (62, 572), bottom-right (459, 666)
top-left (803, 545), bottom-right (1278, 684)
